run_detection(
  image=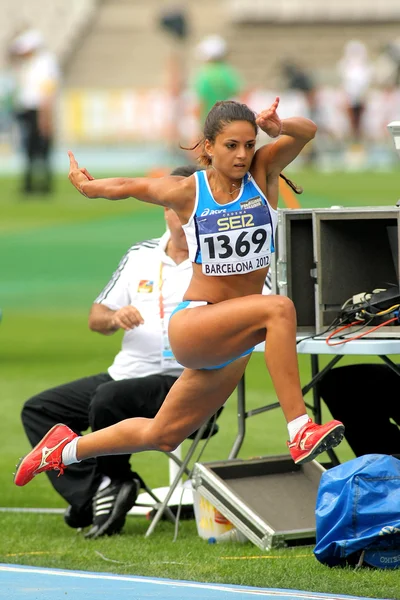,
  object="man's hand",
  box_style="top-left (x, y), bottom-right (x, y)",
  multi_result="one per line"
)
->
top-left (111, 306), bottom-right (145, 331)
top-left (256, 97), bottom-right (282, 138)
top-left (68, 151), bottom-right (94, 195)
